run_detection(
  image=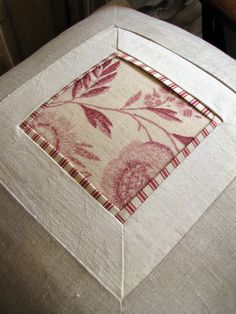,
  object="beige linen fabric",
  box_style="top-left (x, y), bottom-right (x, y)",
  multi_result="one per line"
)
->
top-left (0, 184), bottom-right (121, 314)
top-left (0, 28), bottom-right (124, 297)
top-left (0, 178), bottom-right (235, 313)
top-left (0, 1), bottom-right (236, 313)
top-left (25, 57), bottom-right (209, 208)
top-left (118, 28), bottom-right (236, 296)
top-left (123, 178), bottom-right (236, 314)
top-left (116, 4), bottom-right (236, 92)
